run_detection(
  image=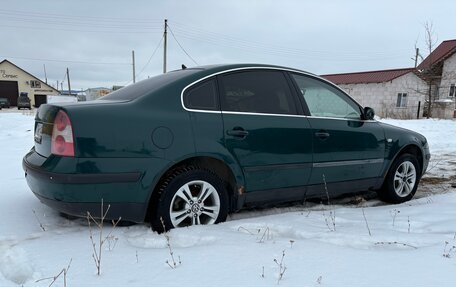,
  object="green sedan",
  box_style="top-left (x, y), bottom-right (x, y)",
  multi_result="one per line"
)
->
top-left (23, 64), bottom-right (430, 230)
